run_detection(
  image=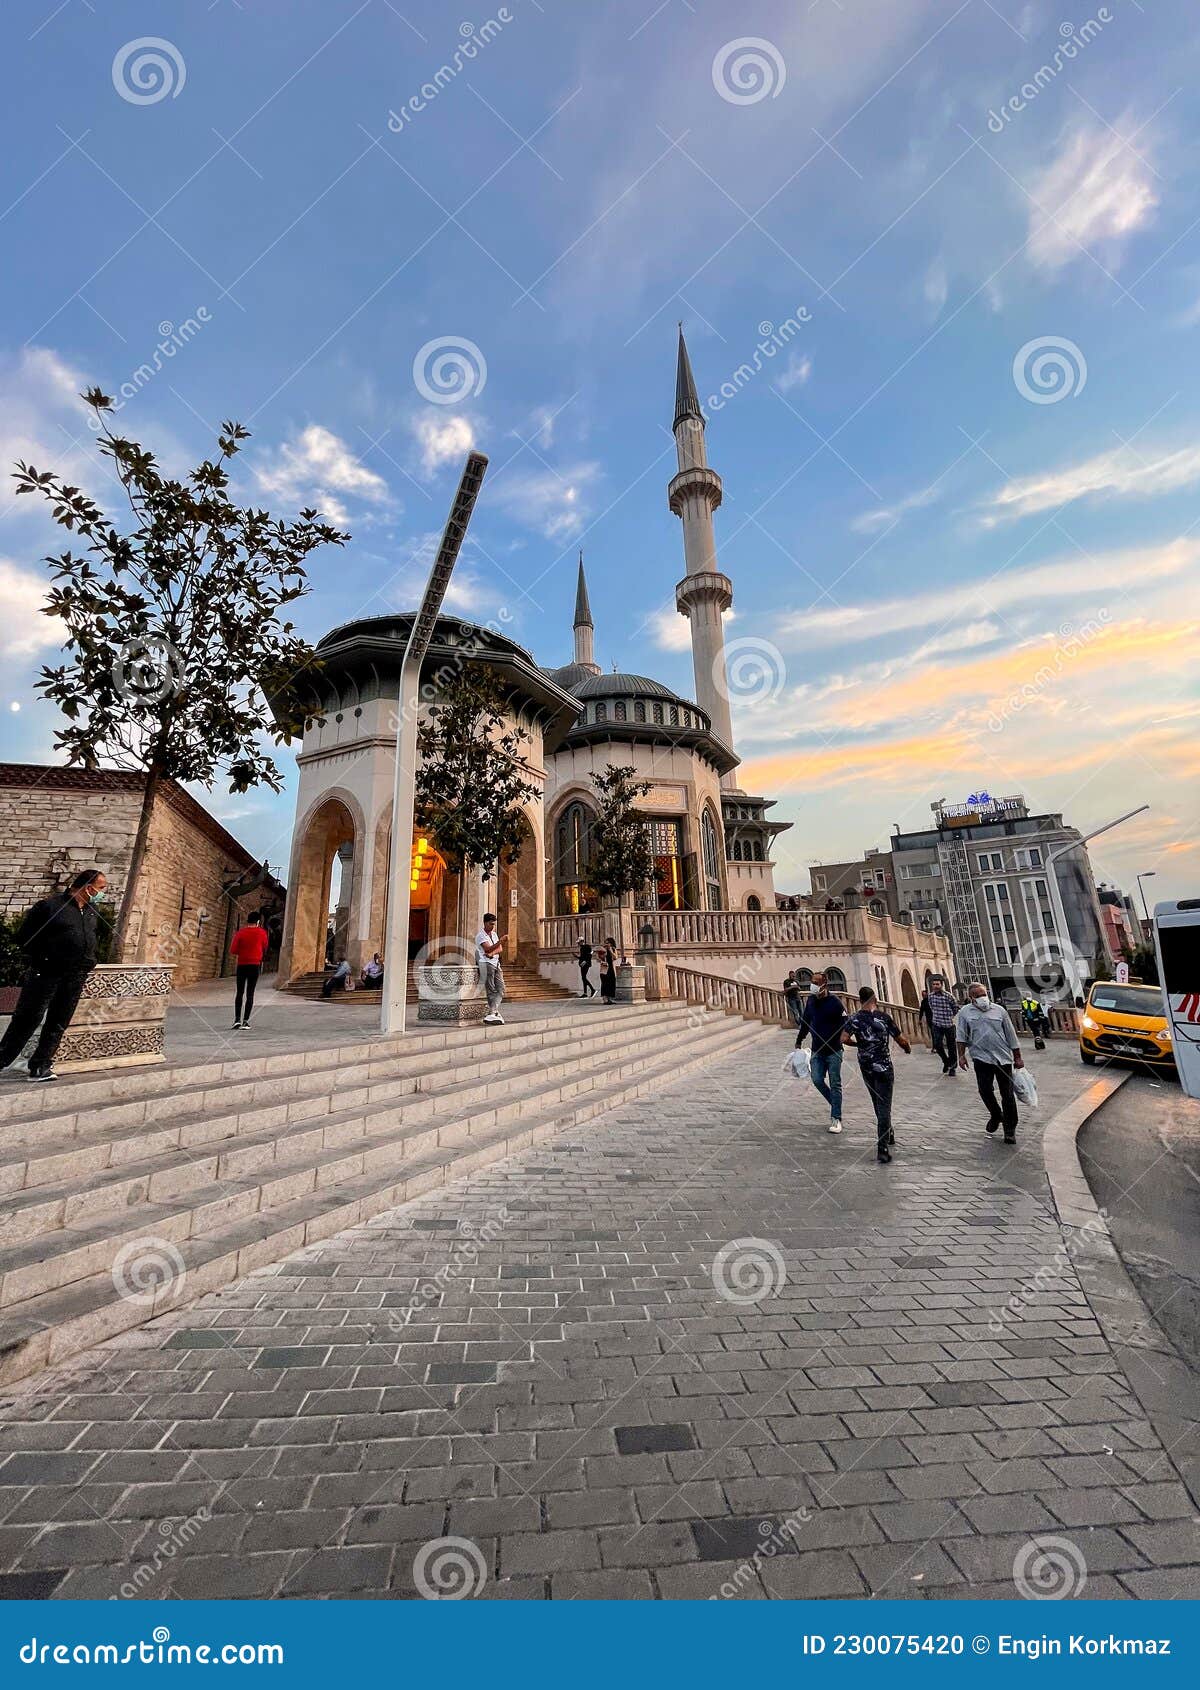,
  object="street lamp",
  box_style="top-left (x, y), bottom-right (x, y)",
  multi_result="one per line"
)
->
top-left (381, 452), bottom-right (489, 1037)
top-left (1136, 871), bottom-right (1157, 924)
top-left (1043, 804), bottom-right (1149, 1000)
